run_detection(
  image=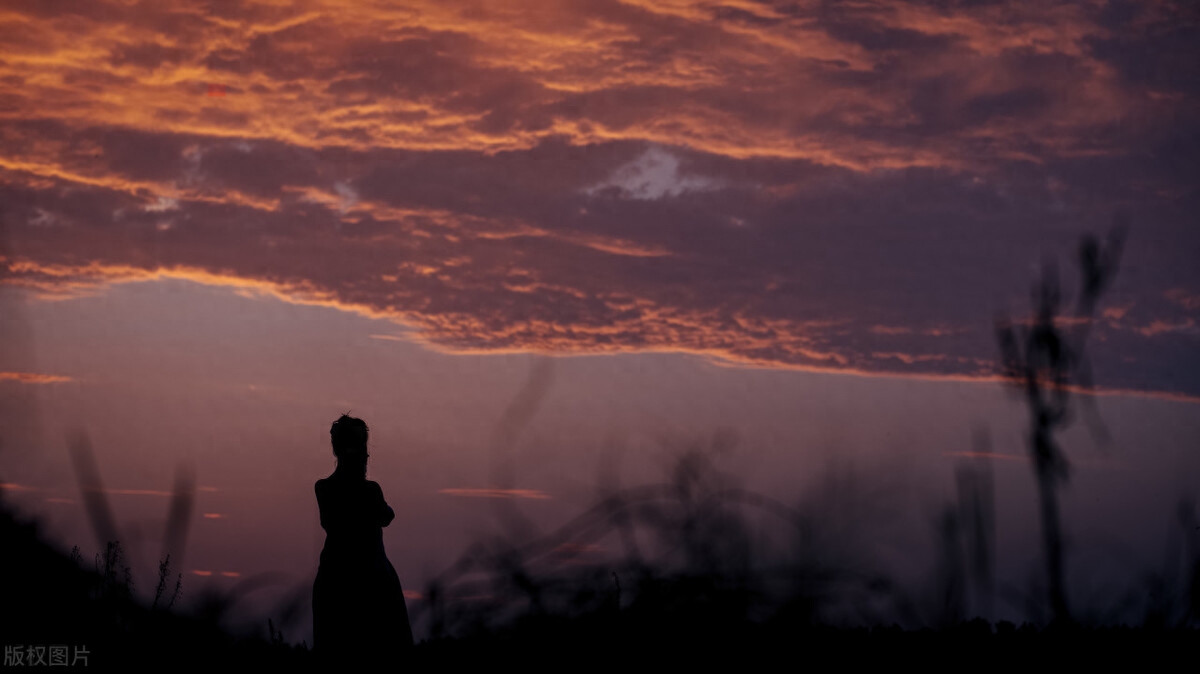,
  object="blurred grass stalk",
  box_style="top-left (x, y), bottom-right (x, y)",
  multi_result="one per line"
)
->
top-left (994, 222), bottom-right (1125, 625)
